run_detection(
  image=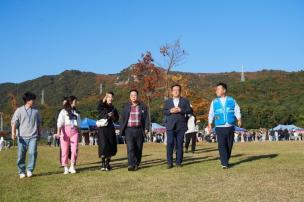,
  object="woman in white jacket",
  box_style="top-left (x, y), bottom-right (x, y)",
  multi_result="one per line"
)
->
top-left (56, 96), bottom-right (81, 174)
